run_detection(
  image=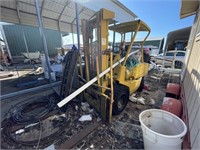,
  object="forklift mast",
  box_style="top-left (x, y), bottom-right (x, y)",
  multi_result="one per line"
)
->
top-left (81, 9), bottom-right (115, 122)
